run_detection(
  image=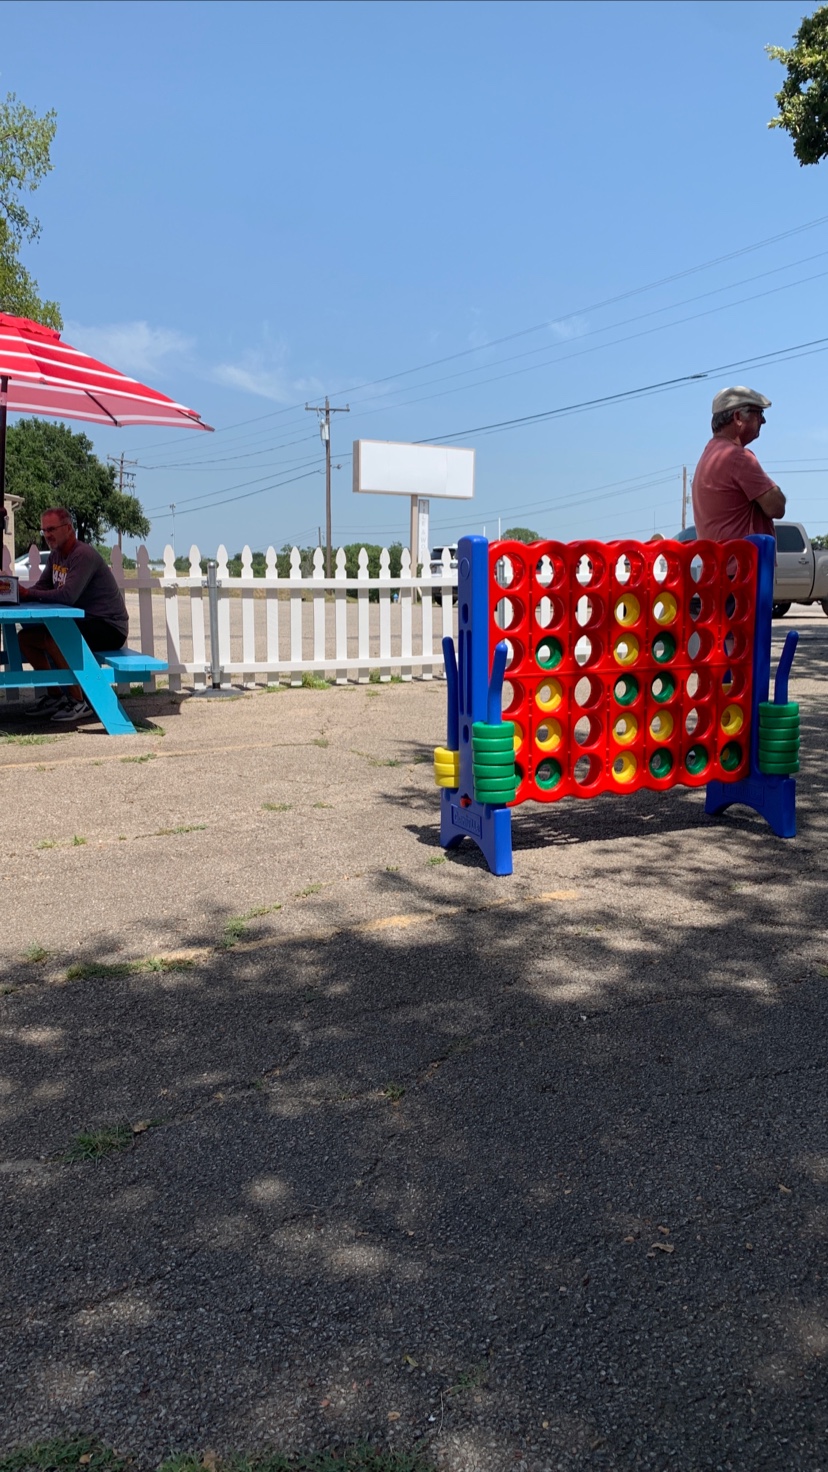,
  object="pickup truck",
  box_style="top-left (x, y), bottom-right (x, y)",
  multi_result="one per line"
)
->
top-left (676, 522), bottom-right (828, 618)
